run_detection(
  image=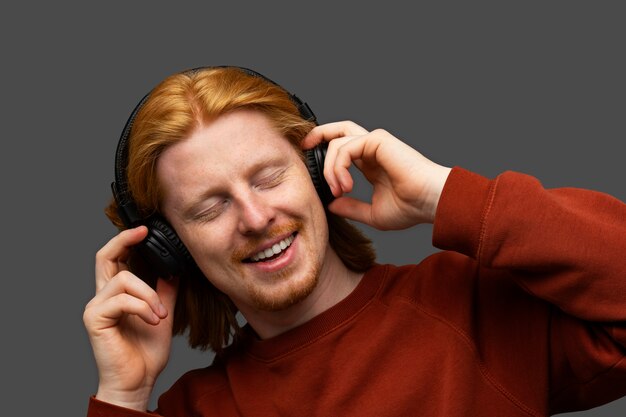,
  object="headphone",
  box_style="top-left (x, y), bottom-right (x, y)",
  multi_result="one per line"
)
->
top-left (111, 66), bottom-right (333, 278)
